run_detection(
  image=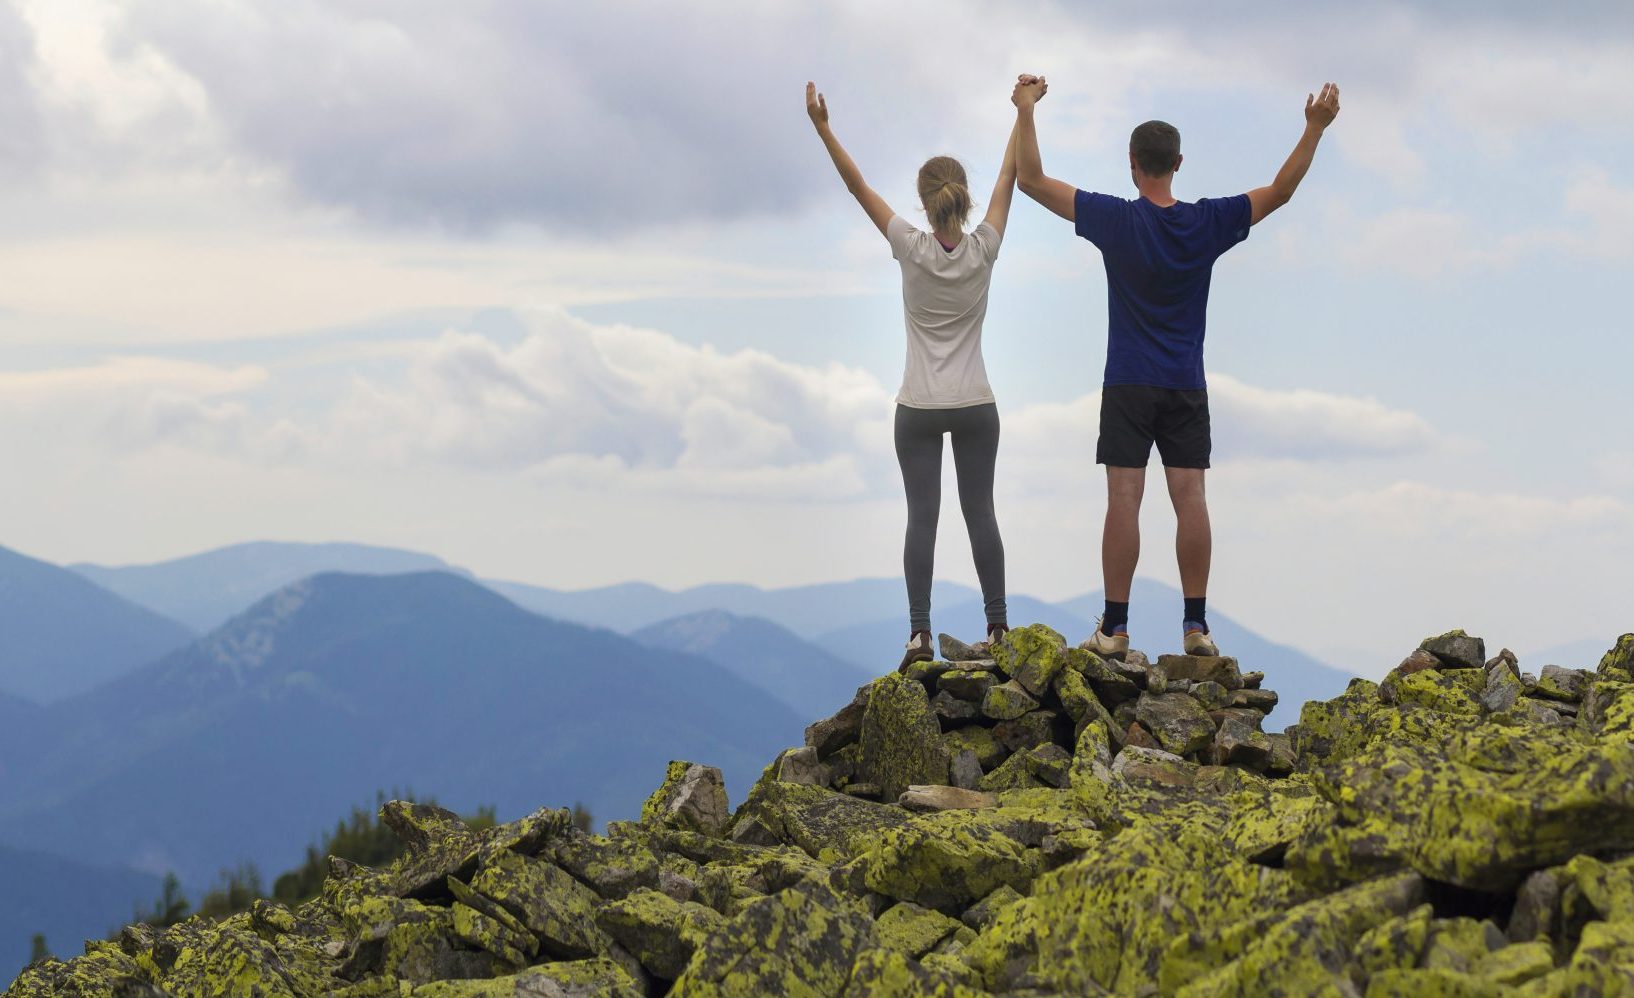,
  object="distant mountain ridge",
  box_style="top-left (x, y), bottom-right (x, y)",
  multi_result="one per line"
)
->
top-left (0, 571), bottom-right (806, 886)
top-left (631, 610), bottom-right (875, 720)
top-left (0, 545), bottom-right (194, 704)
top-left (71, 540), bottom-right (466, 633)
